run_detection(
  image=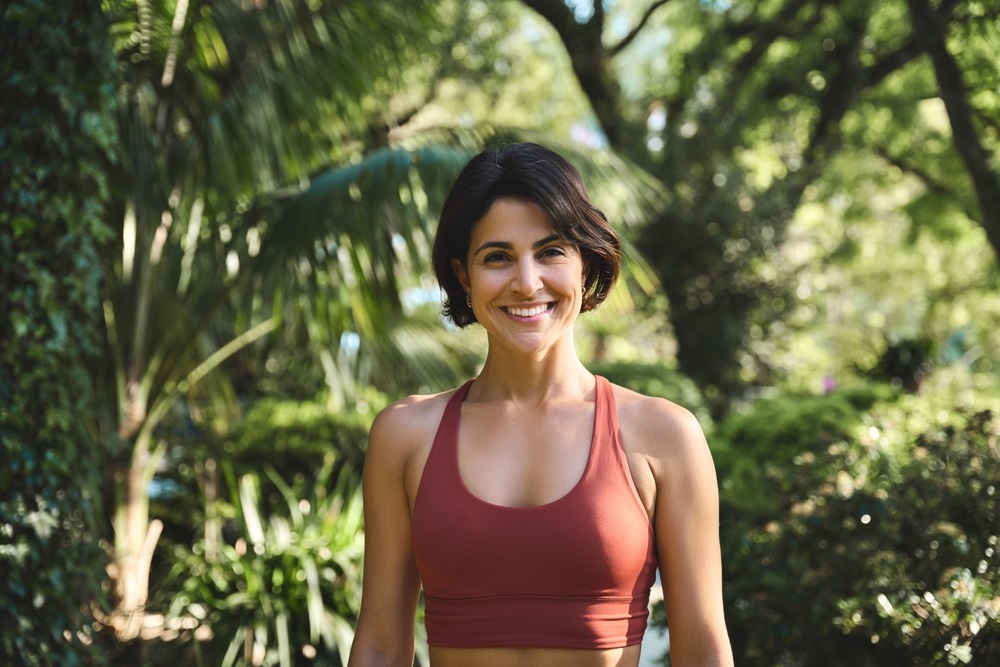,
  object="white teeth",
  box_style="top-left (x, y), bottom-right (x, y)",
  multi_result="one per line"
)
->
top-left (507, 304), bottom-right (548, 317)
